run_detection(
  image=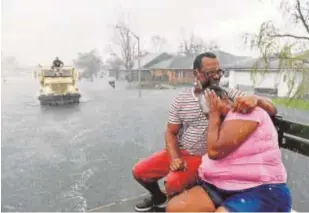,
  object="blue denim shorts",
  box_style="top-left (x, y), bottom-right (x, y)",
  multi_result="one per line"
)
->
top-left (197, 180), bottom-right (292, 212)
